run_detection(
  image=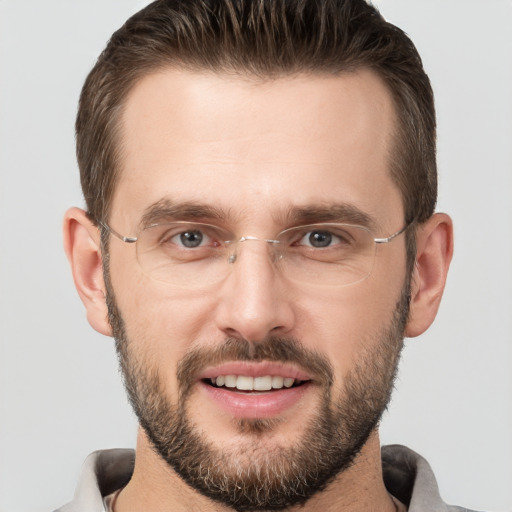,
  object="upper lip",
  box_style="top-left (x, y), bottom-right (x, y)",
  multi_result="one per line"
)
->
top-left (198, 361), bottom-right (312, 381)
